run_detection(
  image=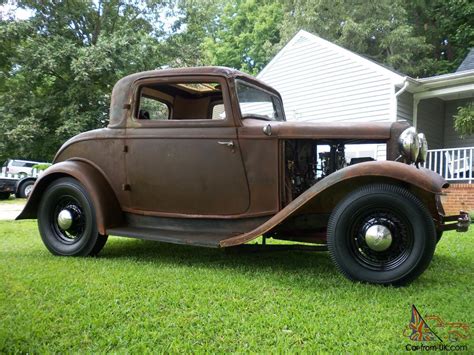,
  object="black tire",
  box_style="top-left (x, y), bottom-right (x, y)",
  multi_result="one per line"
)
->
top-left (38, 177), bottom-right (108, 256)
top-left (0, 192), bottom-right (10, 200)
top-left (327, 184), bottom-right (436, 286)
top-left (17, 180), bottom-right (35, 198)
top-left (436, 231), bottom-right (443, 244)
